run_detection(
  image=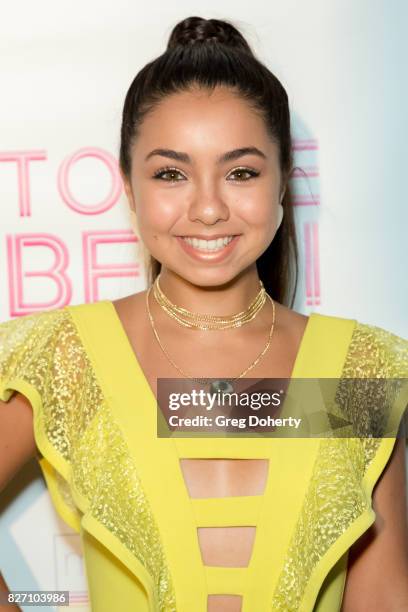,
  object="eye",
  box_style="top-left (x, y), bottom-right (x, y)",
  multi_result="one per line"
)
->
top-left (152, 166), bottom-right (186, 182)
top-left (151, 166), bottom-right (260, 182)
top-left (227, 167), bottom-right (260, 181)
